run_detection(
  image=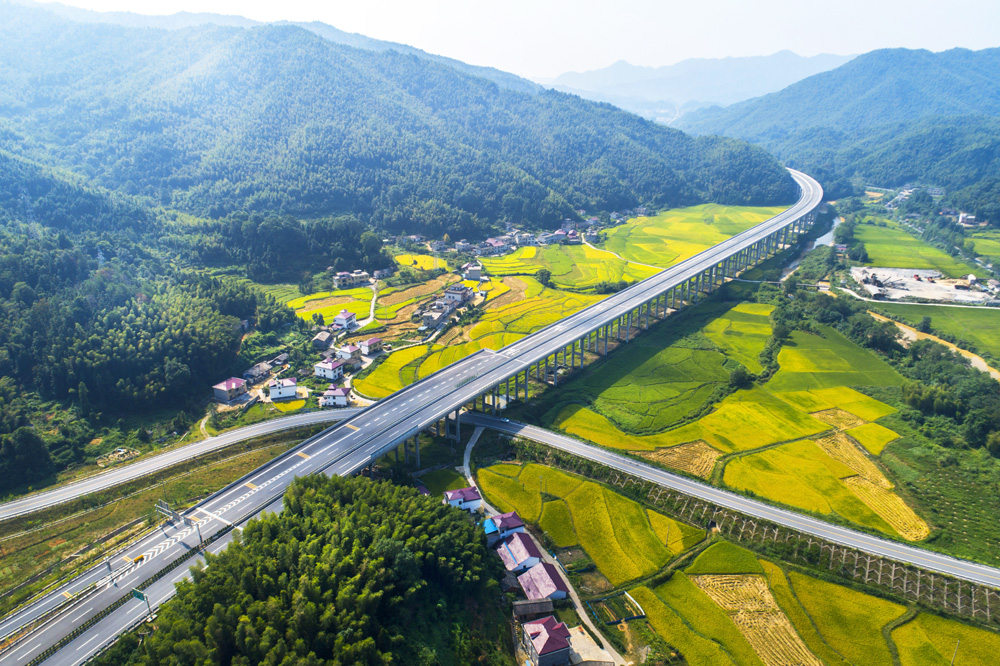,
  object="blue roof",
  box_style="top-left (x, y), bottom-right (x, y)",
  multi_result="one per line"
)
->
top-left (483, 519), bottom-right (498, 534)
